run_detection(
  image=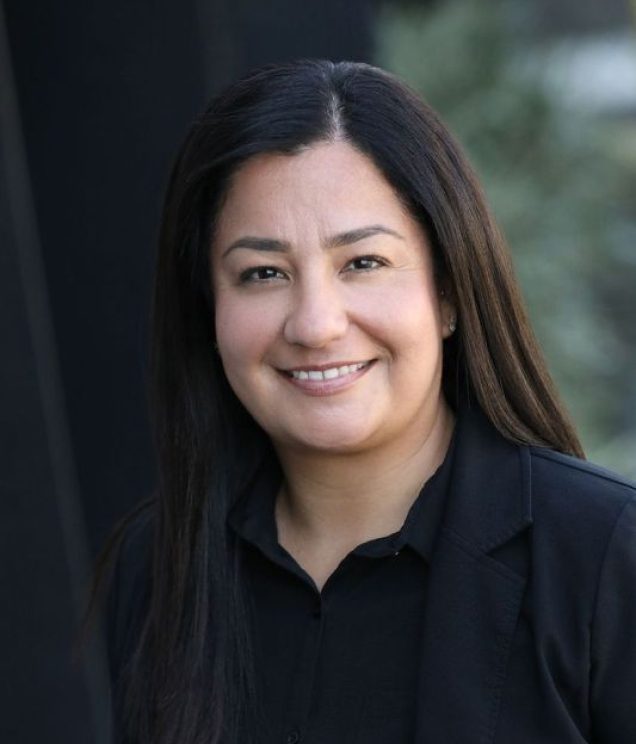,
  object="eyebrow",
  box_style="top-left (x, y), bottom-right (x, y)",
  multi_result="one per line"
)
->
top-left (221, 224), bottom-right (405, 259)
